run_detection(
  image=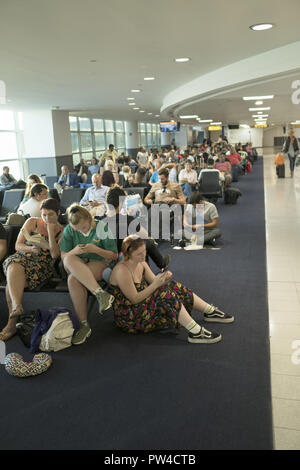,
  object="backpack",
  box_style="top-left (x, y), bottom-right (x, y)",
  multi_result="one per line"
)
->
top-left (39, 313), bottom-right (75, 352)
top-left (30, 308), bottom-right (81, 353)
top-left (224, 187), bottom-right (242, 204)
